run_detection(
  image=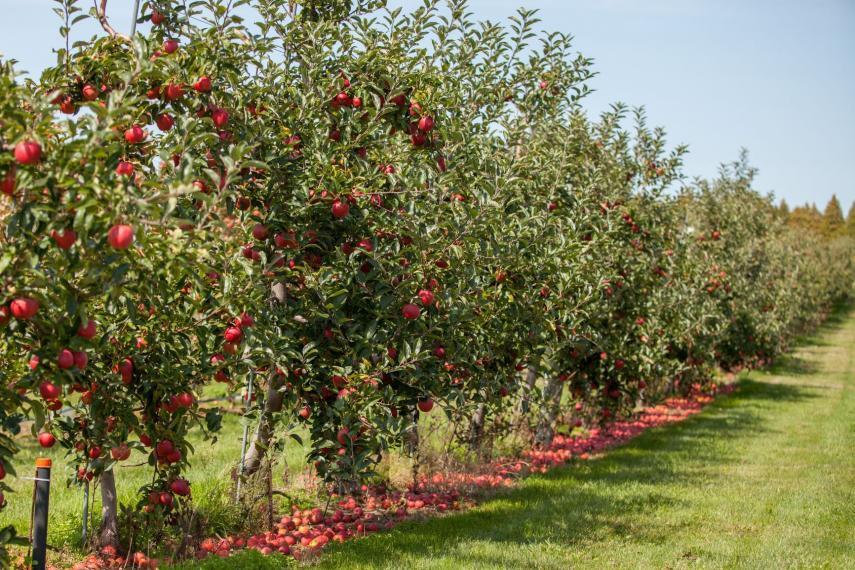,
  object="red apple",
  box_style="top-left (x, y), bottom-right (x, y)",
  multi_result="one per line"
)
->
top-left (107, 224), bottom-right (135, 249)
top-left (224, 326), bottom-right (243, 343)
top-left (417, 289), bottom-right (434, 306)
top-left (81, 84), bottom-right (98, 101)
top-left (115, 160), bottom-right (134, 176)
top-left (417, 399), bottom-right (434, 413)
top-left (417, 115), bottom-right (434, 132)
top-left (57, 348), bottom-right (75, 370)
top-left (194, 76), bottom-right (212, 92)
top-left (118, 358), bottom-right (133, 384)
top-left (163, 39), bottom-right (179, 54)
top-left (123, 125), bottom-right (146, 144)
top-left (155, 439), bottom-right (175, 458)
top-left (1, 168), bottom-right (15, 195)
top-left (14, 140), bottom-right (42, 165)
top-left (39, 381), bottom-right (60, 401)
top-left (402, 303), bottom-right (420, 320)
top-left (38, 432), bottom-right (56, 448)
top-left (331, 200), bottom-right (350, 219)
top-left (170, 478), bottom-right (191, 496)
top-left (211, 108), bottom-right (229, 128)
top-left (159, 491), bottom-right (174, 507)
top-left (163, 83), bottom-right (184, 101)
top-left (73, 351), bottom-right (88, 370)
top-left (156, 113), bottom-right (174, 131)
top-left (252, 223), bottom-right (269, 240)
top-left (111, 443), bottom-right (130, 461)
top-left (151, 10), bottom-right (165, 25)
top-left (50, 228), bottom-right (77, 249)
